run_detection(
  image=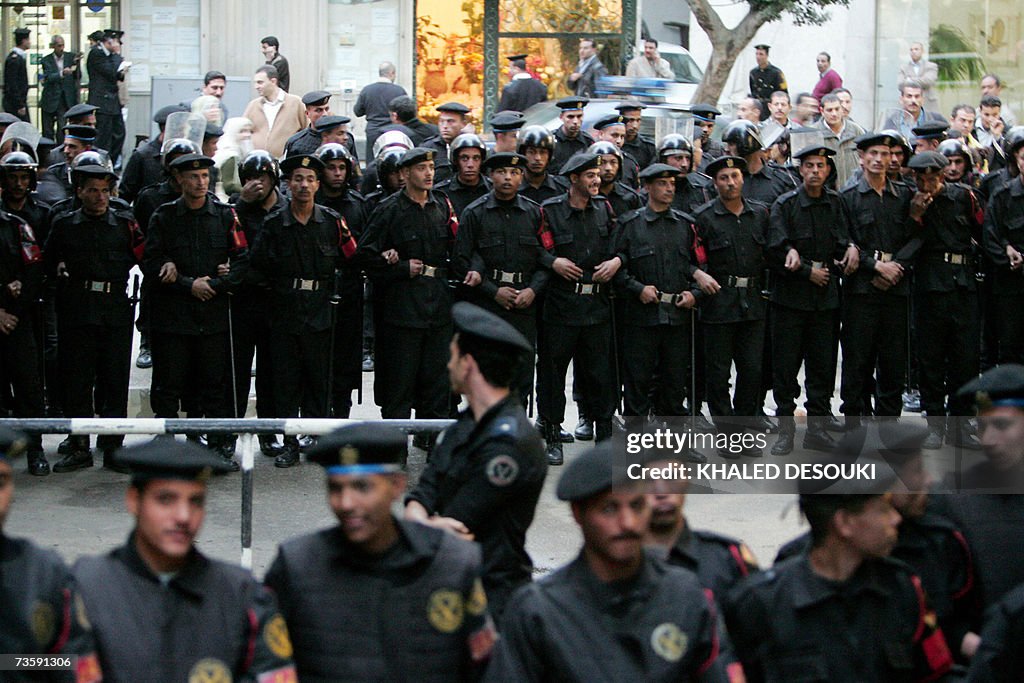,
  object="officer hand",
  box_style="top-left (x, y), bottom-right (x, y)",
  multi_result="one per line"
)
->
top-left (809, 267), bottom-right (830, 287)
top-left (159, 261), bottom-right (178, 283)
top-left (839, 245), bottom-right (859, 275)
top-left (409, 259), bottom-right (424, 277)
top-left (6, 280), bottom-right (21, 299)
top-left (675, 291), bottom-right (696, 309)
top-left (495, 287), bottom-right (518, 310)
top-left (382, 249), bottom-right (399, 265)
top-left (569, 72), bottom-right (581, 83)
top-left (784, 248), bottom-right (801, 271)
top-left (961, 631), bottom-right (981, 658)
top-left (910, 191), bottom-right (932, 219)
top-left (592, 257), bottom-right (621, 283)
top-left (514, 287), bottom-right (535, 308)
top-left (239, 179), bottom-right (265, 203)
top-left (0, 310), bottom-right (17, 334)
top-left (870, 274), bottom-right (893, 291)
top-left (639, 285), bottom-right (659, 304)
top-left (464, 270), bottom-right (482, 287)
top-left (56, 262), bottom-right (68, 278)
top-left (424, 515), bottom-right (475, 541)
top-left (191, 276), bottom-right (217, 301)
top-left (217, 263), bottom-right (230, 277)
top-left (62, 67), bottom-right (72, 76)
top-left (693, 269), bottom-right (720, 295)
top-left (1007, 245), bottom-right (1023, 270)
top-left (874, 260), bottom-right (903, 284)
top-left (553, 257), bottom-right (583, 281)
